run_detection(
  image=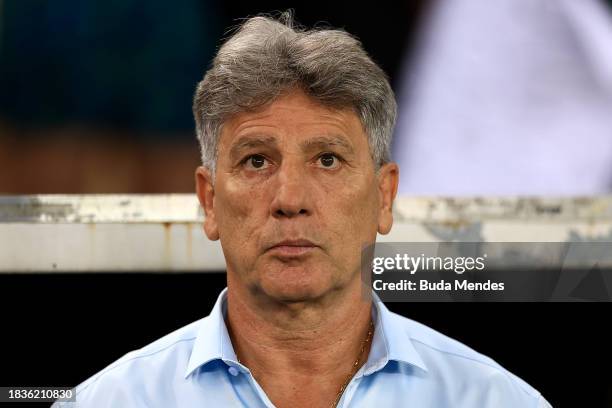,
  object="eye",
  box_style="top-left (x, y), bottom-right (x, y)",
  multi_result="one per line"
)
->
top-left (316, 153), bottom-right (341, 169)
top-left (243, 154), bottom-right (270, 170)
